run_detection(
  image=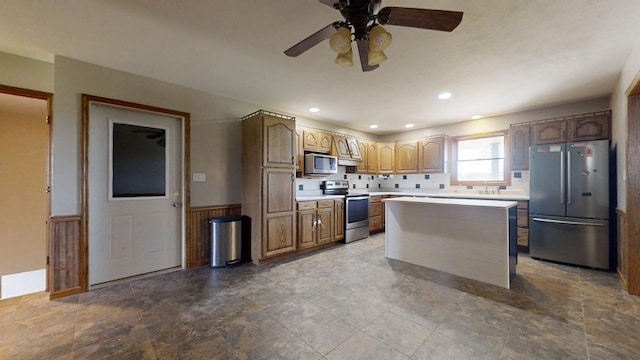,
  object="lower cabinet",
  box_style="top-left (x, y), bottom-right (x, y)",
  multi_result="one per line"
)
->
top-left (334, 199), bottom-right (345, 241)
top-left (296, 199), bottom-right (339, 250)
top-left (516, 200), bottom-right (529, 252)
top-left (369, 196), bottom-right (384, 233)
